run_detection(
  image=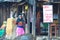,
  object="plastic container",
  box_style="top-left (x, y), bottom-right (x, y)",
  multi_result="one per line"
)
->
top-left (0, 29), bottom-right (5, 37)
